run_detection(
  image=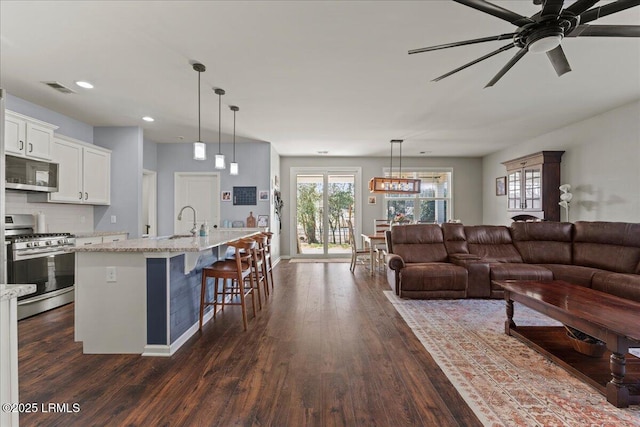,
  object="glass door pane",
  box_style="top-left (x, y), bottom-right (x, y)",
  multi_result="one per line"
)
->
top-left (295, 174), bottom-right (323, 255)
top-left (327, 174), bottom-right (355, 255)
